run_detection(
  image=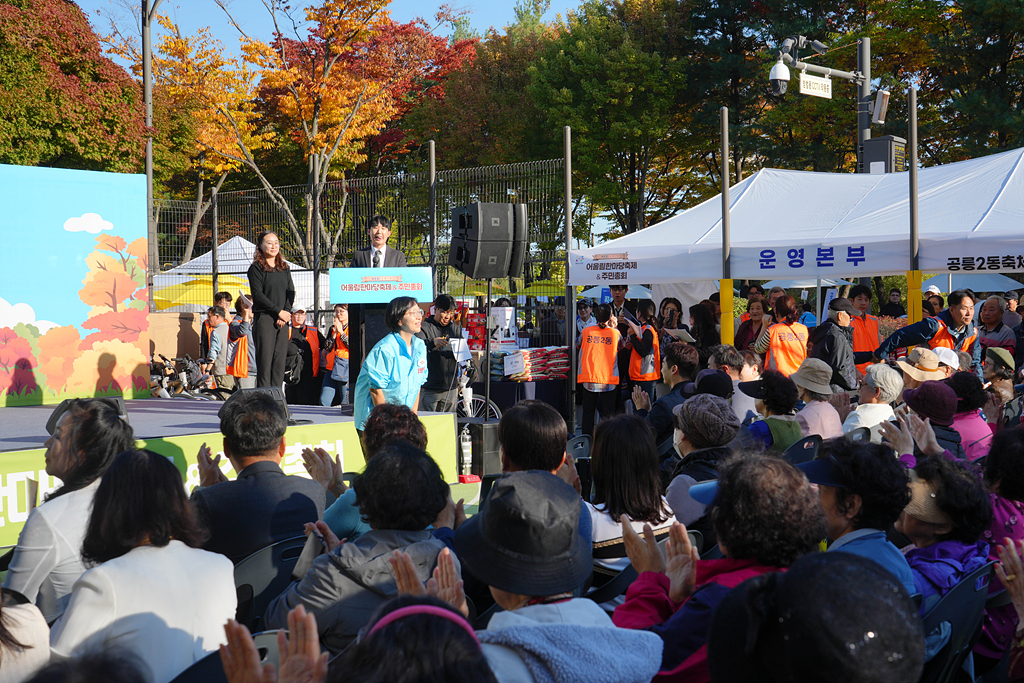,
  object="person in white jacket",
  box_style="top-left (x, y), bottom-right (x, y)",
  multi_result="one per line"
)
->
top-left (50, 450), bottom-right (236, 683)
top-left (842, 362), bottom-right (904, 443)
